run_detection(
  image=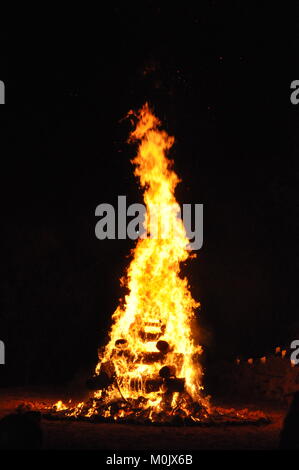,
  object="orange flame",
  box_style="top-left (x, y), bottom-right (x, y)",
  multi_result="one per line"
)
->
top-left (51, 105), bottom-right (269, 425)
top-left (53, 104), bottom-right (207, 420)
top-left (94, 103), bottom-right (205, 413)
